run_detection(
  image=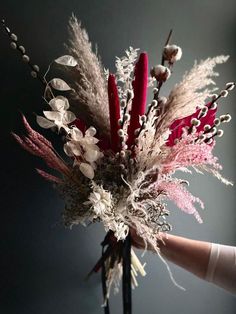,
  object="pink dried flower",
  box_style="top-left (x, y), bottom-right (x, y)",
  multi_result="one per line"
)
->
top-left (22, 114), bottom-right (53, 149)
top-left (158, 180), bottom-right (203, 223)
top-left (13, 116), bottom-right (71, 177)
top-left (36, 169), bottom-right (62, 183)
top-left (162, 134), bottom-right (221, 174)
